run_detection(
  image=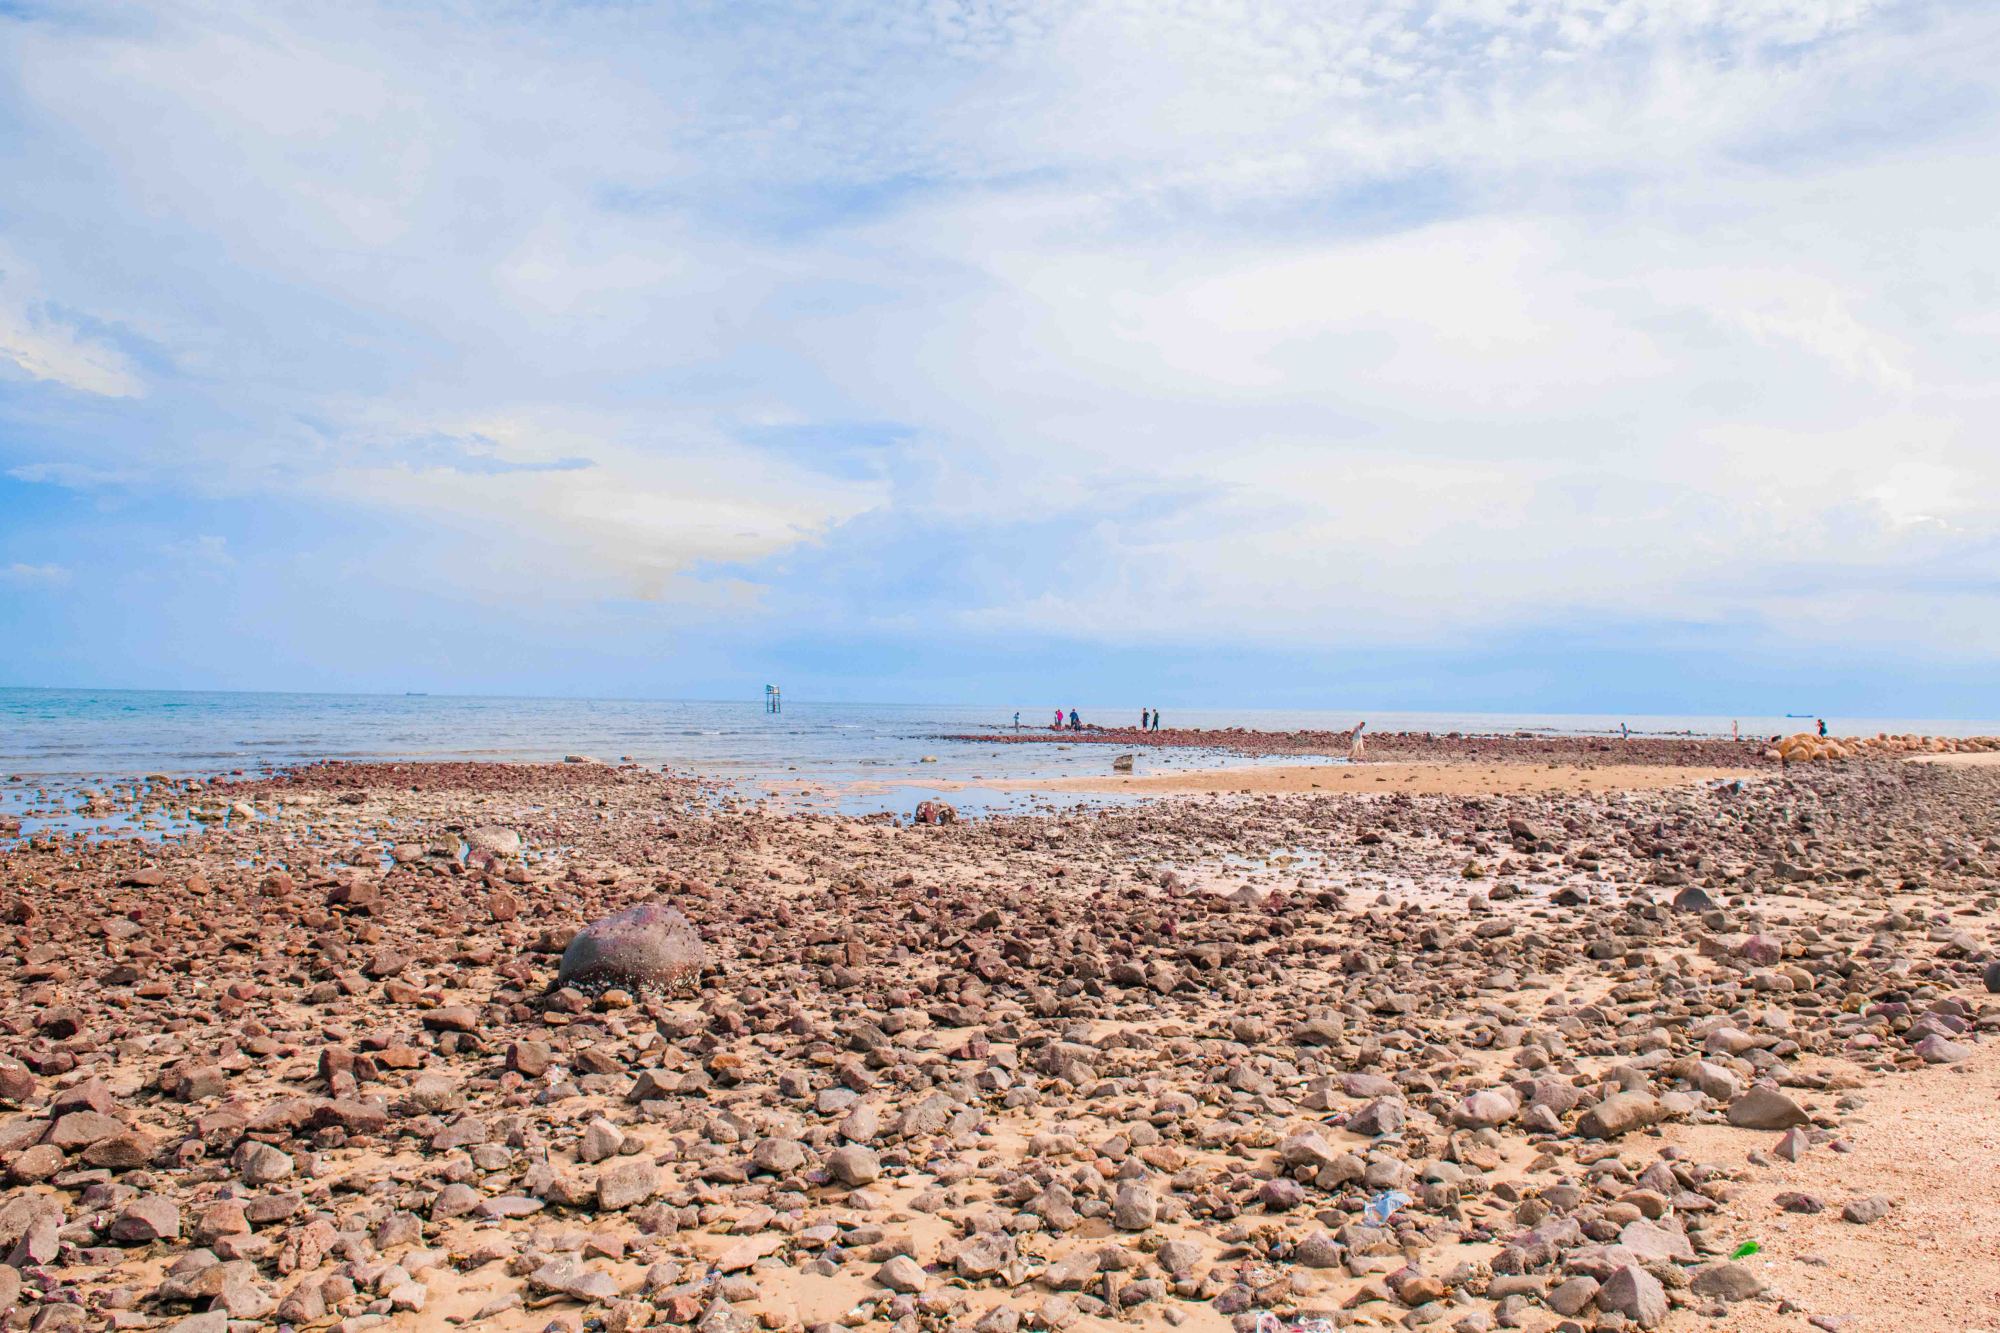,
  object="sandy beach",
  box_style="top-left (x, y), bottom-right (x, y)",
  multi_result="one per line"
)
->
top-left (0, 738), bottom-right (1996, 1333)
